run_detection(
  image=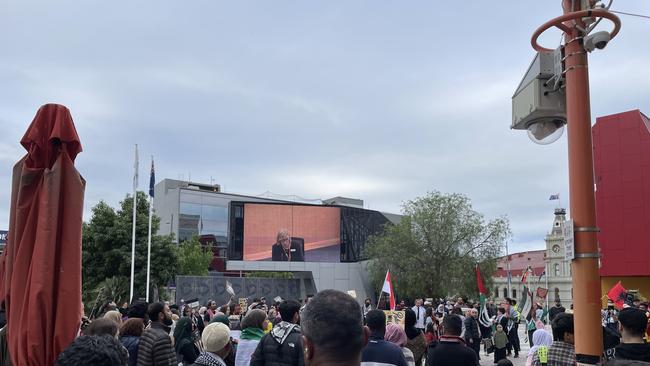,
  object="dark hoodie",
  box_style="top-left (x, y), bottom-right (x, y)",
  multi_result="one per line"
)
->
top-left (250, 321), bottom-right (304, 366)
top-left (614, 343), bottom-right (650, 362)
